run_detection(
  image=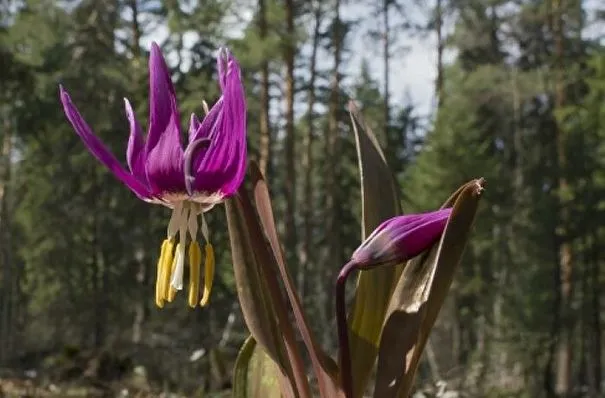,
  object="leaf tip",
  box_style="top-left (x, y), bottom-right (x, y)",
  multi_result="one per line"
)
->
top-left (347, 99), bottom-right (359, 113)
top-left (474, 178), bottom-right (486, 196)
